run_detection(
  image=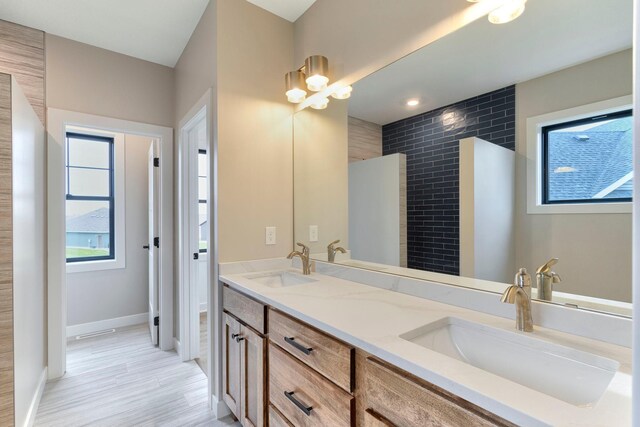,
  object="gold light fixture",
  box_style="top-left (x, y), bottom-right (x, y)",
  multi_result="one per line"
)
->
top-left (489, 0), bottom-right (526, 24)
top-left (467, 0), bottom-right (527, 24)
top-left (310, 97), bottom-right (329, 110)
top-left (285, 55), bottom-right (352, 108)
top-left (285, 71), bottom-right (307, 103)
top-left (331, 85), bottom-right (353, 100)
